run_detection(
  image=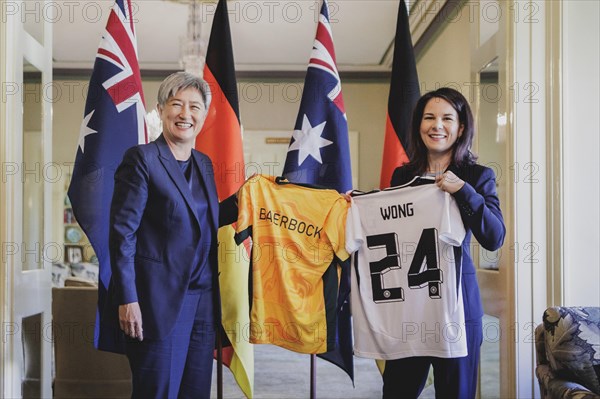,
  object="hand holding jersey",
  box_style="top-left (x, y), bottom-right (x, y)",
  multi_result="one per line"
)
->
top-left (435, 170), bottom-right (465, 194)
